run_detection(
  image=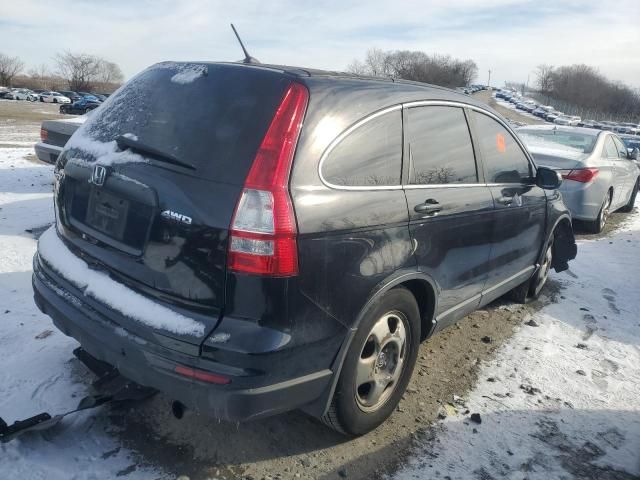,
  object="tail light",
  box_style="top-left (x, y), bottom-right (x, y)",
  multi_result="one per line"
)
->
top-left (40, 128), bottom-right (48, 142)
top-left (561, 168), bottom-right (599, 183)
top-left (227, 82), bottom-right (309, 276)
